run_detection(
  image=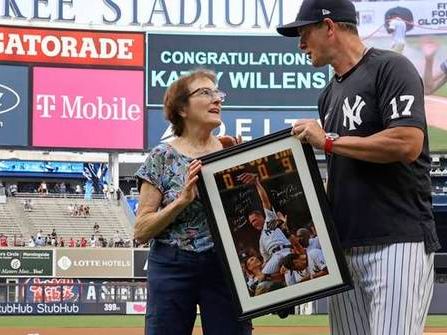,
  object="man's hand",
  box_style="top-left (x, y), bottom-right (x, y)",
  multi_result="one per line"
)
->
top-left (291, 119), bottom-right (326, 150)
top-left (277, 211), bottom-right (288, 227)
top-left (421, 40), bottom-right (439, 60)
top-left (299, 273), bottom-right (311, 282)
top-left (237, 172), bottom-right (259, 185)
top-left (275, 211), bottom-right (290, 235)
top-left (267, 219), bottom-right (282, 231)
